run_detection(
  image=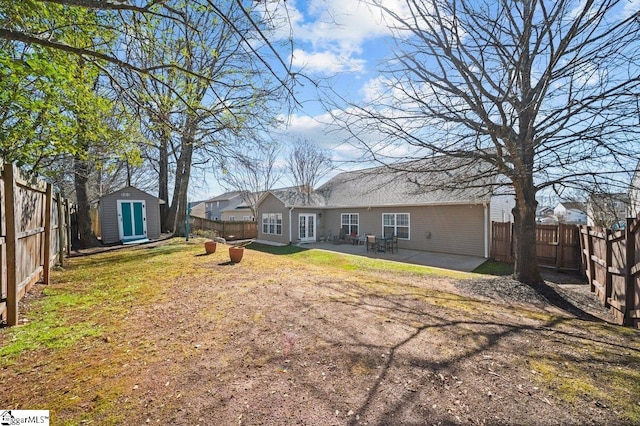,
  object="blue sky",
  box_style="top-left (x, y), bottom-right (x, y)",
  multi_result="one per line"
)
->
top-left (190, 0), bottom-right (640, 202)
top-left (190, 0), bottom-right (400, 200)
